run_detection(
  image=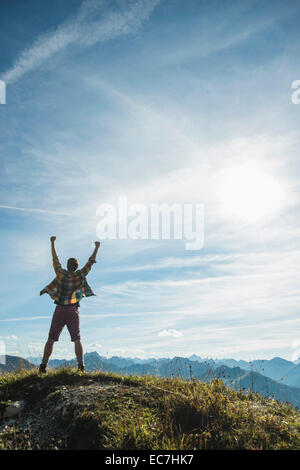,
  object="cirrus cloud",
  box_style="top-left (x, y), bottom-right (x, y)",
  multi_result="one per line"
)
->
top-left (158, 329), bottom-right (183, 338)
top-left (1, 0), bottom-right (160, 84)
